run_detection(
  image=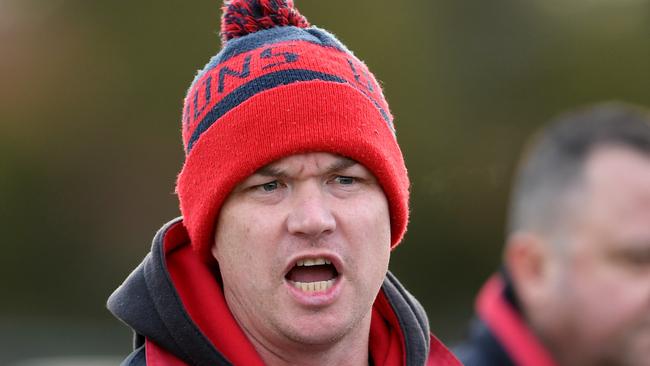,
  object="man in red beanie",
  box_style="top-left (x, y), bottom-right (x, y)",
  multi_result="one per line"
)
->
top-left (108, 1), bottom-right (460, 365)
